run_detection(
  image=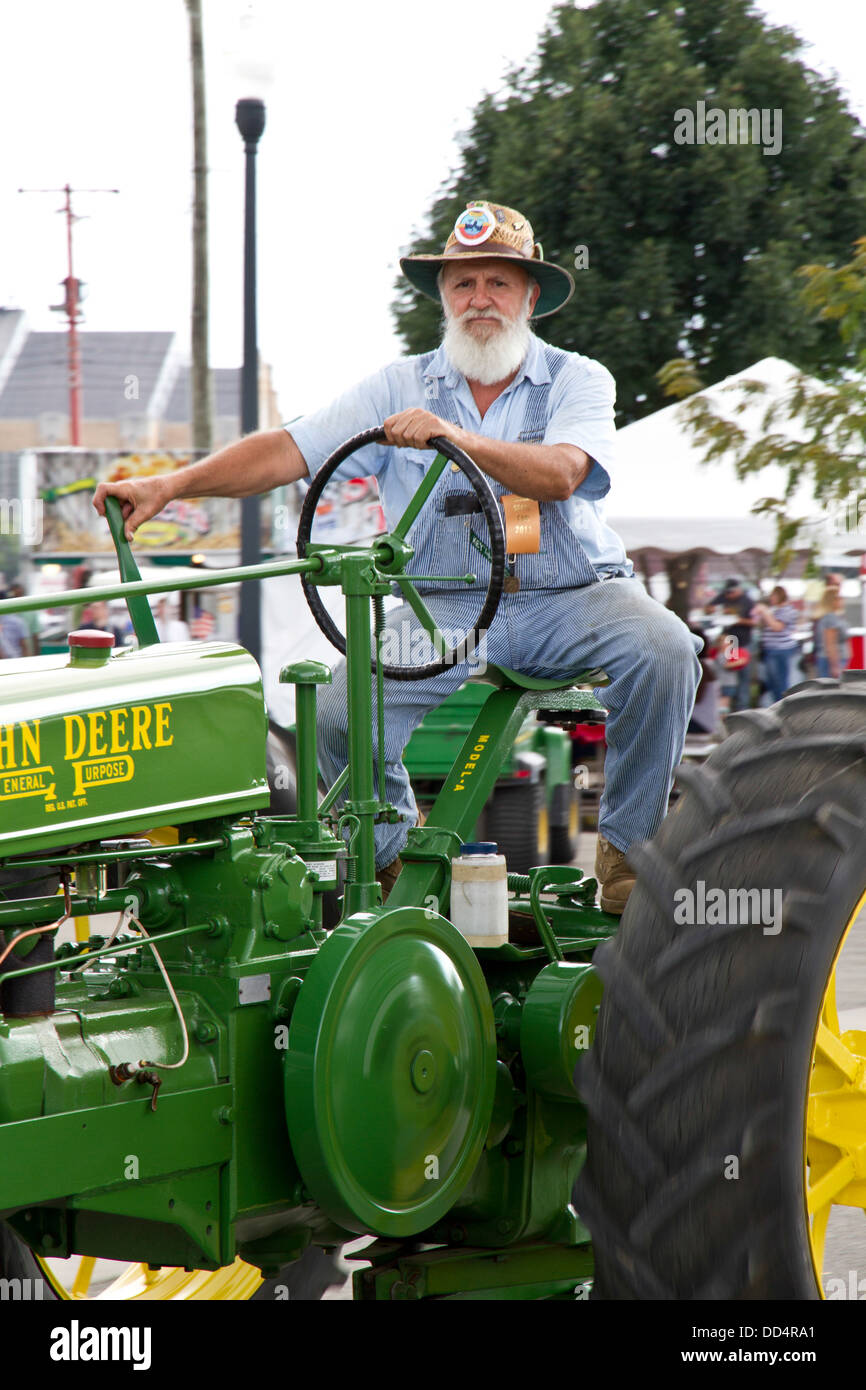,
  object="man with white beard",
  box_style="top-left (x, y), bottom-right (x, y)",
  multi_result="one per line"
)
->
top-left (95, 200), bottom-right (700, 914)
